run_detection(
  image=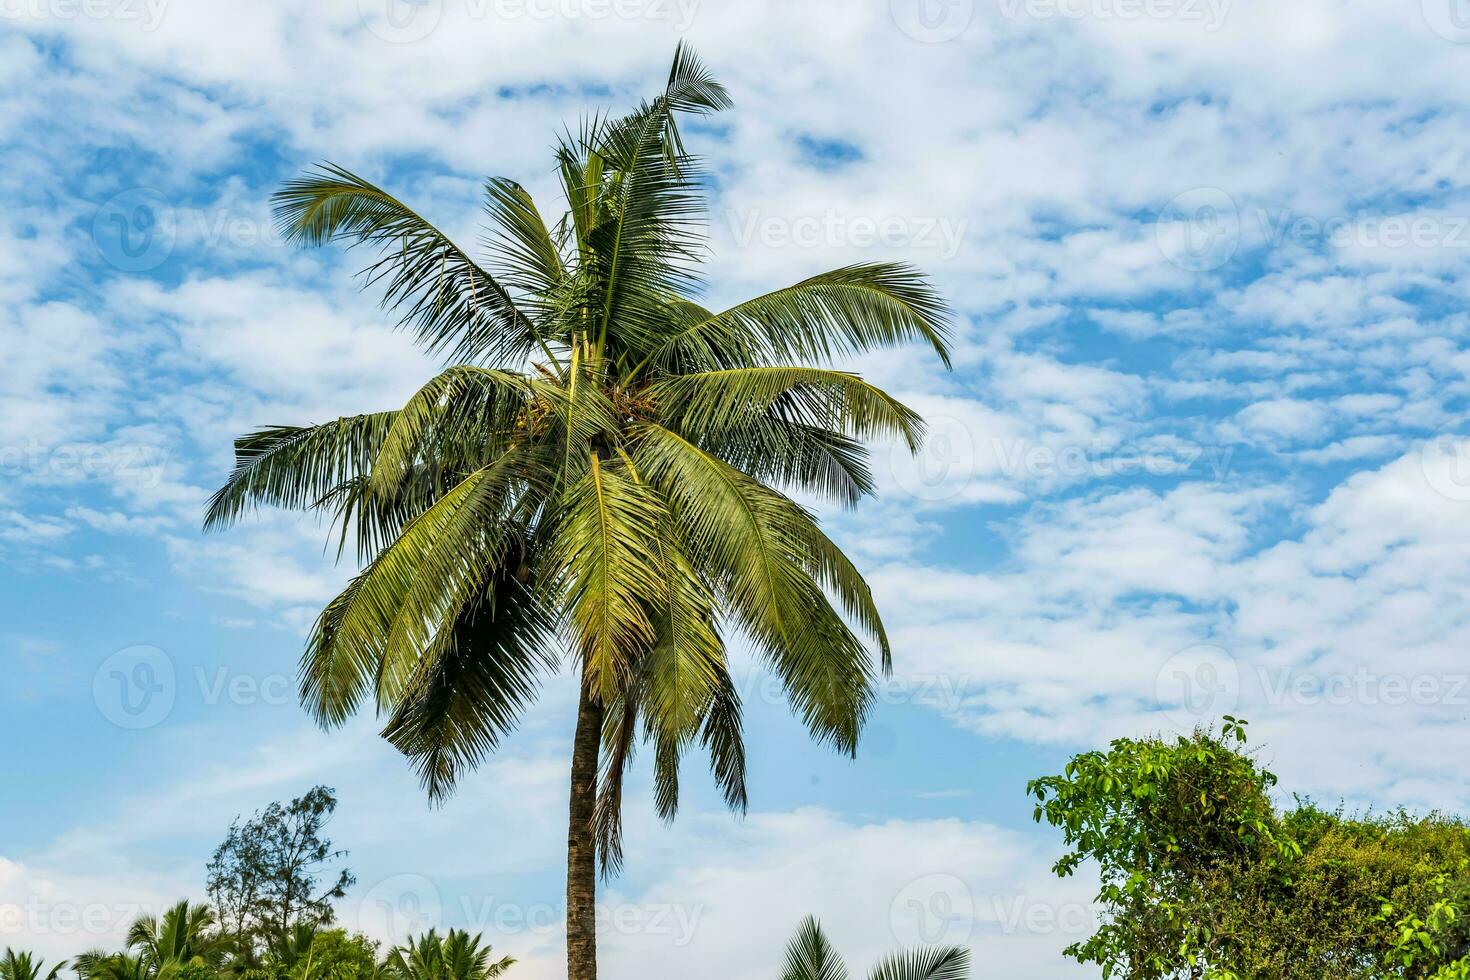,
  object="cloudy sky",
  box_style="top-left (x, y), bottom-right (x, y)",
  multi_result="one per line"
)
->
top-left (4, 1), bottom-right (1470, 976)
